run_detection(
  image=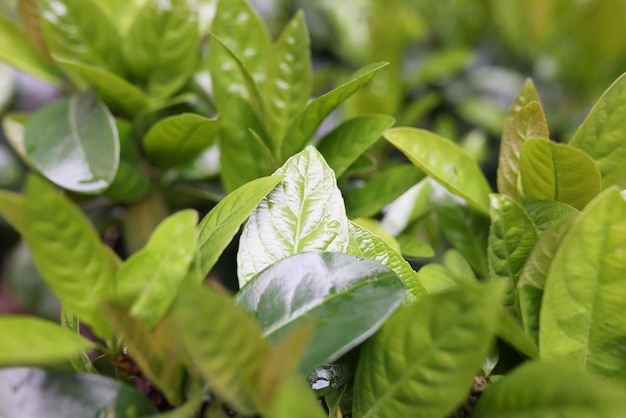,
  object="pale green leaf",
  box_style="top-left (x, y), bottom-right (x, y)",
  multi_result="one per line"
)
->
top-left (263, 376), bottom-right (326, 418)
top-left (0, 190), bottom-right (25, 235)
